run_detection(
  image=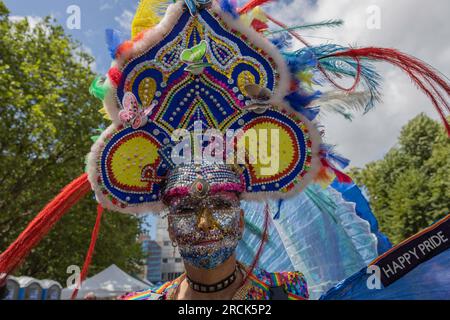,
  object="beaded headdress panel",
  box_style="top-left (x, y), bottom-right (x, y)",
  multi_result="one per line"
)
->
top-left (87, 1), bottom-right (321, 214)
